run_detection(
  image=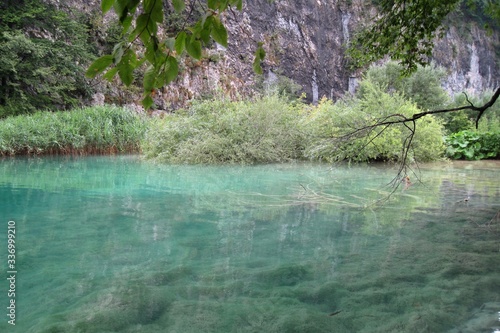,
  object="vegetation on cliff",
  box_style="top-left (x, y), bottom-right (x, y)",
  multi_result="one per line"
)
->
top-left (0, 0), bottom-right (97, 118)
